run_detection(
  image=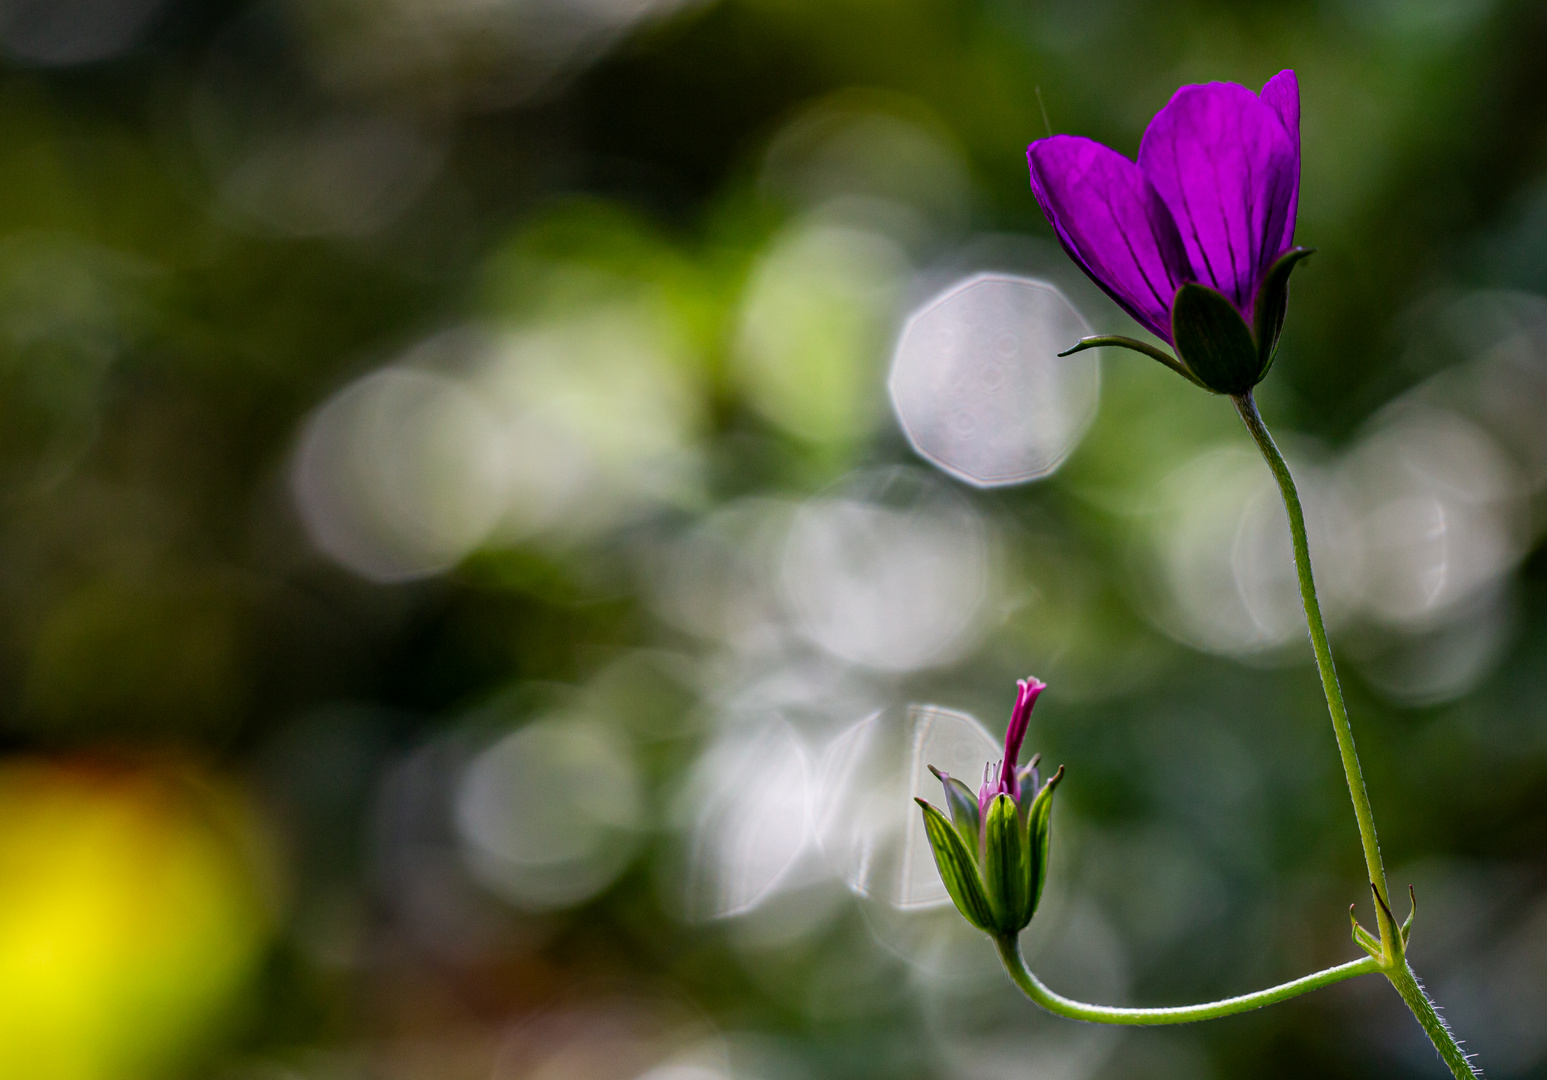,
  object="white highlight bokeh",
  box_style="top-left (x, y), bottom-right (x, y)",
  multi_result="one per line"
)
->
top-left (779, 468), bottom-right (991, 672)
top-left (680, 717), bottom-right (815, 921)
top-left (293, 313), bottom-right (703, 580)
top-left (681, 701), bottom-right (1018, 925)
top-left (633, 1065), bottom-right (732, 1080)
top-left (293, 365), bottom-right (511, 582)
top-left (815, 705), bottom-right (1000, 911)
top-left (455, 717), bottom-right (643, 911)
top-left (641, 498), bottom-right (795, 650)
top-left (1136, 399), bottom-right (1530, 702)
top-left (890, 274), bottom-right (1100, 487)
top-left (1342, 403), bottom-right (1528, 631)
top-left (1347, 586), bottom-right (1517, 706)
top-left (474, 309), bottom-right (704, 543)
top-left (1140, 446), bottom-right (1360, 658)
